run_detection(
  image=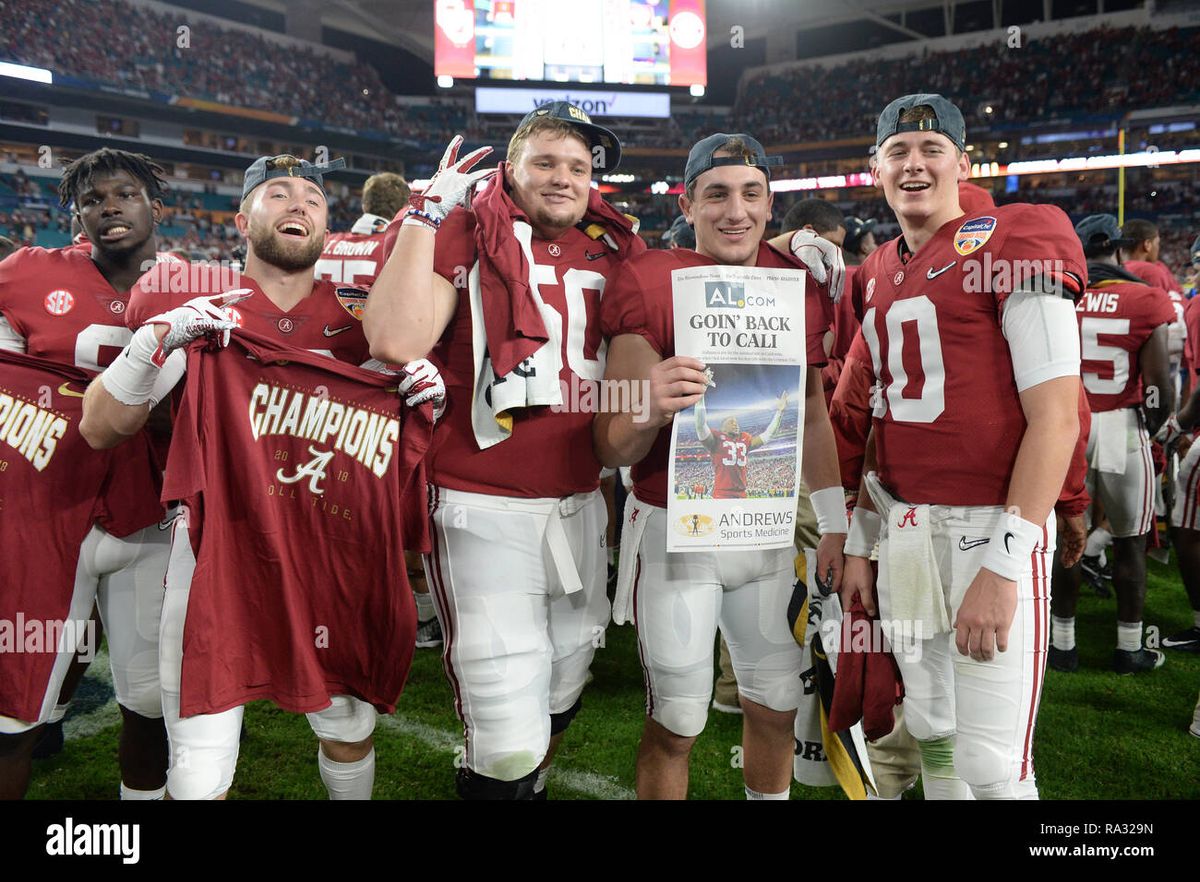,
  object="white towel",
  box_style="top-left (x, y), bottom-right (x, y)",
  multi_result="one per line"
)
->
top-left (865, 473), bottom-right (952, 637)
top-left (1089, 408), bottom-right (1130, 475)
top-left (468, 221), bottom-right (566, 451)
top-left (612, 496), bottom-right (652, 625)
